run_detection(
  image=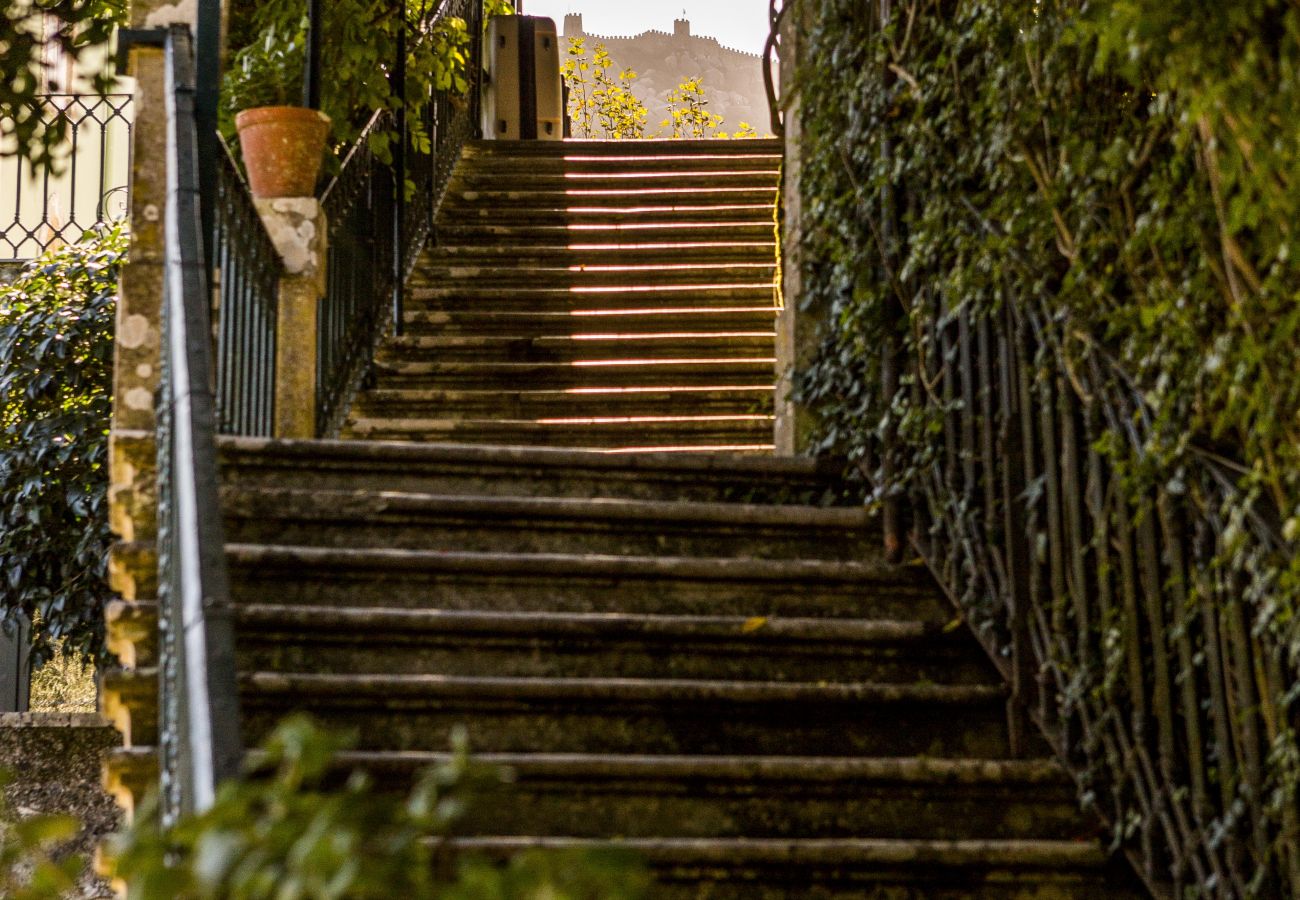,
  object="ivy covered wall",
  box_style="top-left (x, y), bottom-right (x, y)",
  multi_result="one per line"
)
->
top-left (791, 1), bottom-right (1300, 895)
